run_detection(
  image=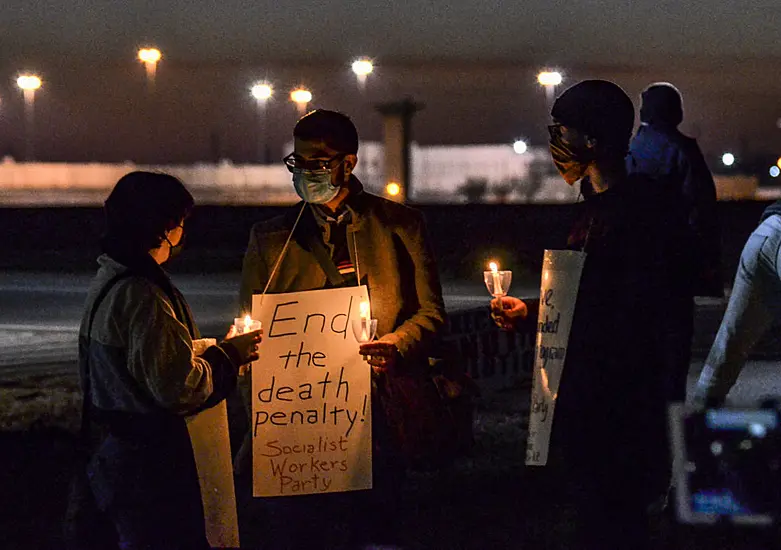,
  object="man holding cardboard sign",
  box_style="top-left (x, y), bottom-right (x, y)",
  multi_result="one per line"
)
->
top-left (237, 110), bottom-right (446, 548)
top-left (492, 80), bottom-right (691, 549)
